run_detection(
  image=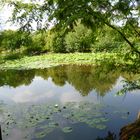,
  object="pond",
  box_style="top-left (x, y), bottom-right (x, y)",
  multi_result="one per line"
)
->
top-left (0, 64), bottom-right (140, 140)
